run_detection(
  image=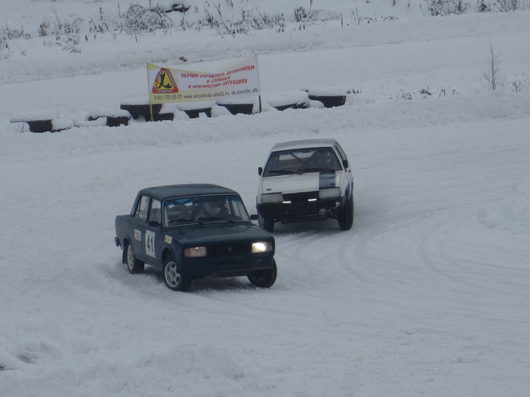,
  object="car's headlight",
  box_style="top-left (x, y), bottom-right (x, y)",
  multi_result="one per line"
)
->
top-left (184, 246), bottom-right (207, 257)
top-left (261, 193), bottom-right (283, 203)
top-left (319, 187), bottom-right (341, 199)
top-left (251, 241), bottom-right (273, 254)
